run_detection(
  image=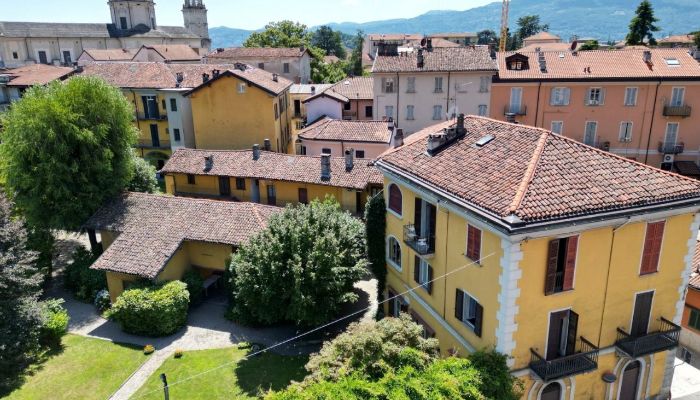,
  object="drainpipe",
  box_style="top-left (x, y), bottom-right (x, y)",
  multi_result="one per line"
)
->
top-left (446, 71), bottom-right (451, 115)
top-left (395, 72), bottom-right (400, 126)
top-left (534, 81), bottom-right (542, 127)
top-left (644, 81), bottom-right (662, 165)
